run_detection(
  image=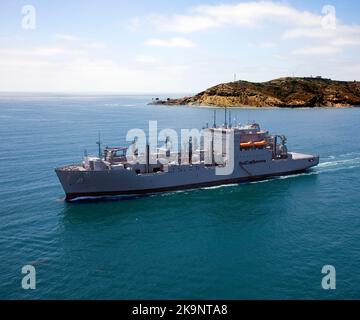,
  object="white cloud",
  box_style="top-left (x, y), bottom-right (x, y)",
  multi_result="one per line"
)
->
top-left (150, 1), bottom-right (321, 33)
top-left (54, 34), bottom-right (107, 50)
top-left (0, 46), bottom-right (85, 57)
top-left (284, 28), bottom-right (331, 39)
top-left (55, 33), bottom-right (79, 41)
top-left (83, 42), bottom-right (107, 49)
top-left (55, 33), bottom-right (80, 41)
top-left (125, 17), bottom-right (142, 31)
top-left (293, 46), bottom-right (342, 55)
top-left (247, 41), bottom-right (276, 48)
top-left (284, 25), bottom-right (360, 43)
top-left (145, 1), bottom-right (360, 56)
top-left (0, 43), bottom-right (191, 92)
top-left (285, 24), bottom-right (360, 55)
top-left (332, 36), bottom-right (360, 46)
top-left (135, 55), bottom-right (157, 63)
top-left (144, 37), bottom-right (196, 48)
top-left (151, 14), bottom-right (220, 33)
